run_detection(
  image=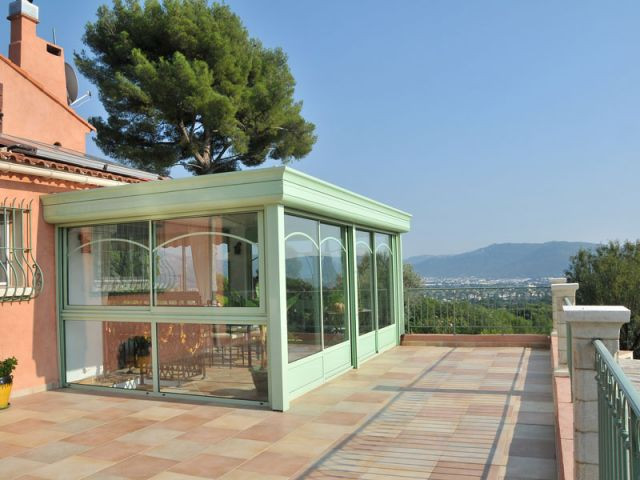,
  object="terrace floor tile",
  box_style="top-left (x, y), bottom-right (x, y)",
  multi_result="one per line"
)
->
top-left (0, 345), bottom-right (555, 479)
